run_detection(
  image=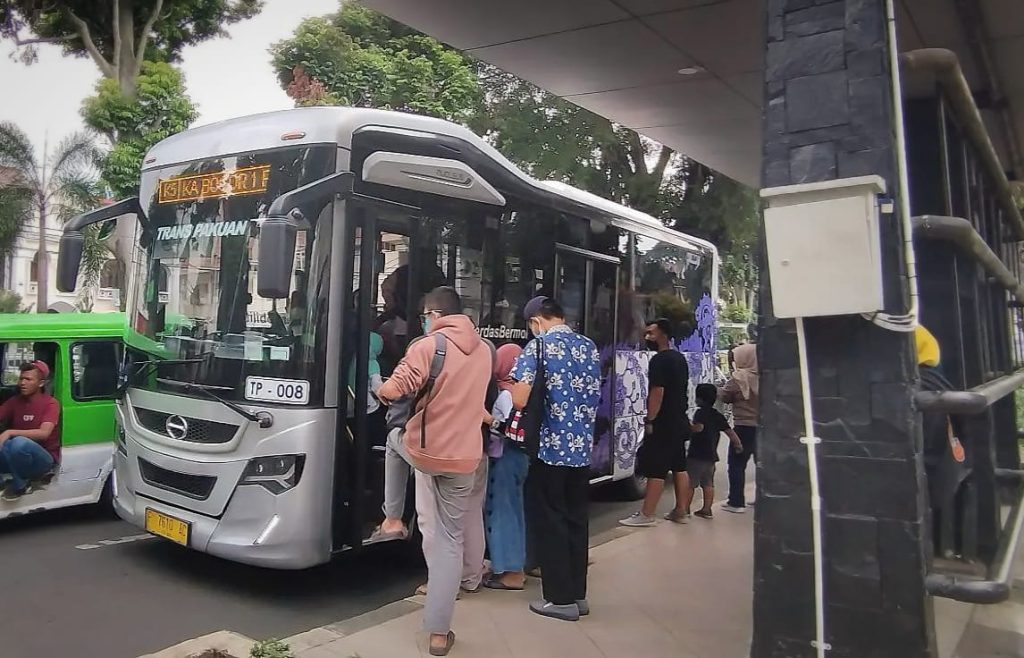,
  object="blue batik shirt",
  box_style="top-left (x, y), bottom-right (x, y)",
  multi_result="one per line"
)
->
top-left (511, 324), bottom-right (601, 467)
